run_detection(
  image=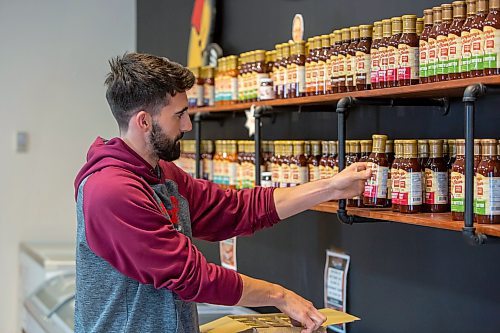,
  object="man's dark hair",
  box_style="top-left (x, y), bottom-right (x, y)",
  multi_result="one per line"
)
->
top-left (104, 53), bottom-right (195, 131)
